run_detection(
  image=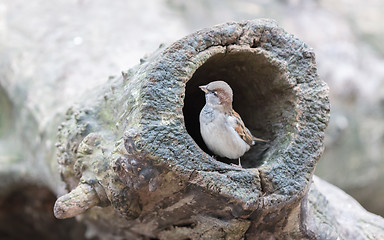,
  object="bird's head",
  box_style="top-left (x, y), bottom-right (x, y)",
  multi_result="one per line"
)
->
top-left (199, 80), bottom-right (233, 111)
